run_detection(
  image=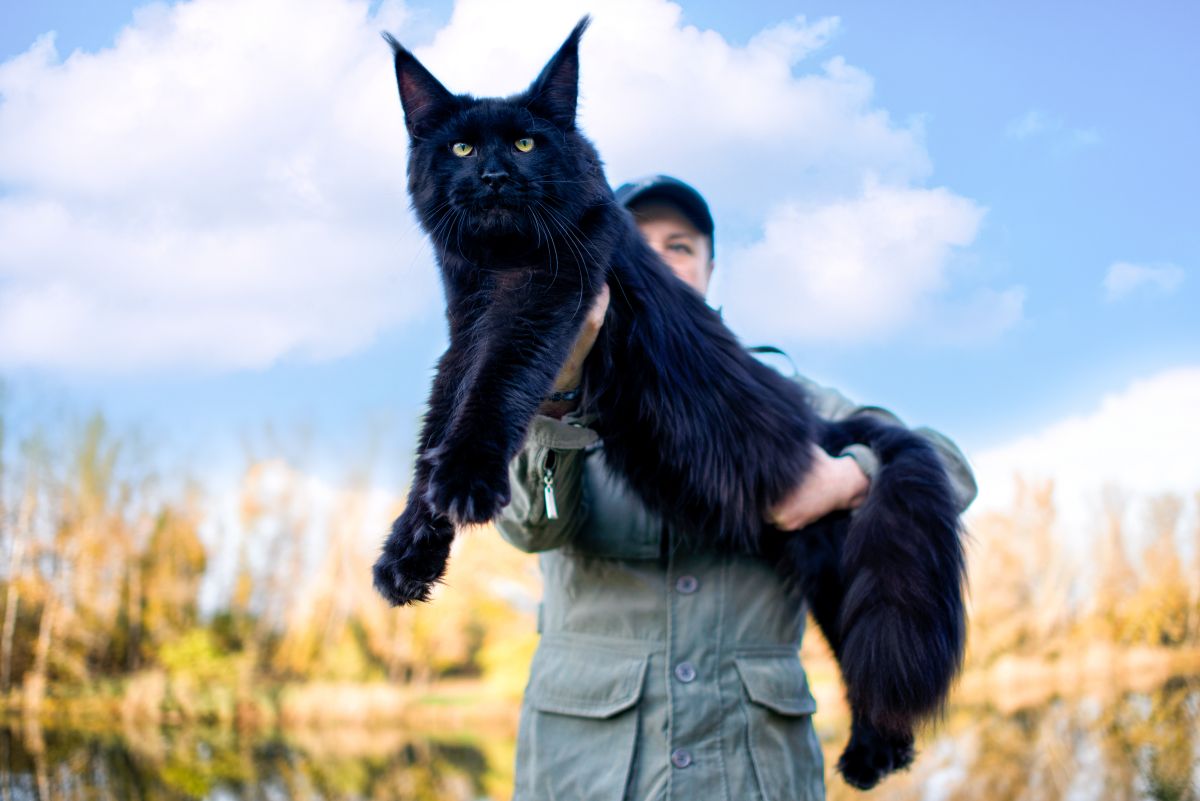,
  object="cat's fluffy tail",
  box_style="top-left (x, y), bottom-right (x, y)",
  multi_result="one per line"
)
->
top-left (832, 414), bottom-right (967, 734)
